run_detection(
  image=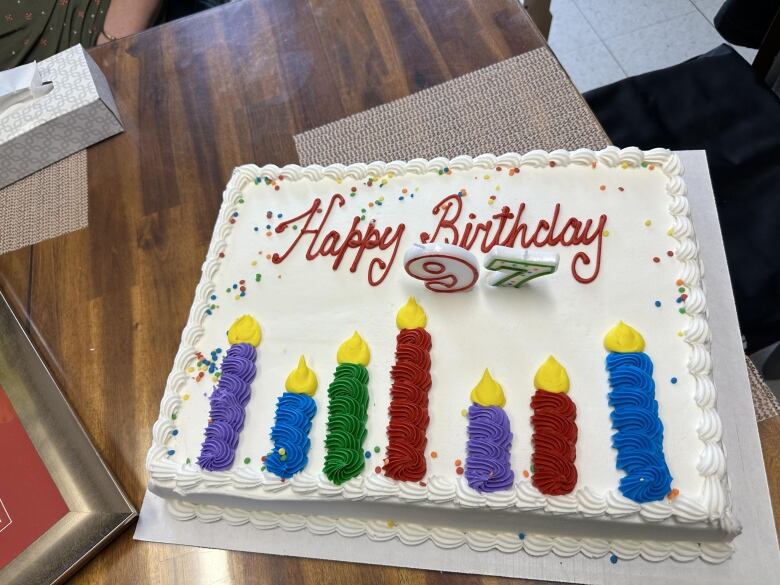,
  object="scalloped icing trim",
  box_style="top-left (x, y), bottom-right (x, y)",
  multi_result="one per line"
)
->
top-left (146, 147), bottom-right (740, 536)
top-left (166, 498), bottom-right (734, 563)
